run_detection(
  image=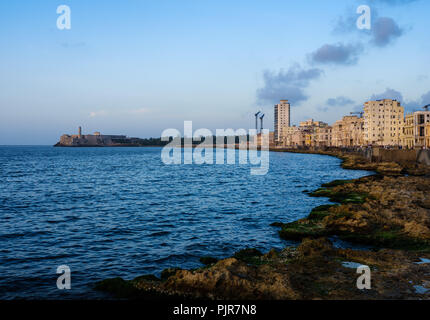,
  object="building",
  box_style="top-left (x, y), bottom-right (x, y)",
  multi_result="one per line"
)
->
top-left (426, 122), bottom-right (430, 149)
top-left (299, 119), bottom-right (328, 147)
top-left (363, 99), bottom-right (404, 146)
top-left (269, 132), bottom-right (275, 147)
top-left (412, 111), bottom-right (430, 148)
top-left (58, 127), bottom-right (137, 146)
top-left (299, 119), bottom-right (327, 128)
top-left (315, 126), bottom-right (332, 147)
top-left (278, 119), bottom-right (328, 147)
top-left (274, 100), bottom-right (291, 143)
top-left (280, 126), bottom-right (298, 146)
top-left (331, 116), bottom-right (364, 147)
top-left (402, 113), bottom-right (414, 149)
